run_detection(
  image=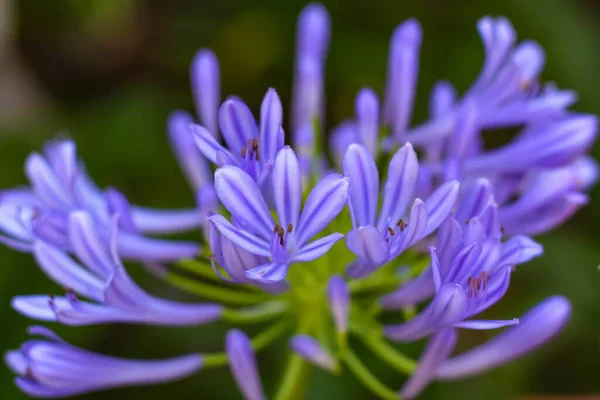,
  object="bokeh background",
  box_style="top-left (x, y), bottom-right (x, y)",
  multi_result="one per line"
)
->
top-left (0, 0), bottom-right (599, 398)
